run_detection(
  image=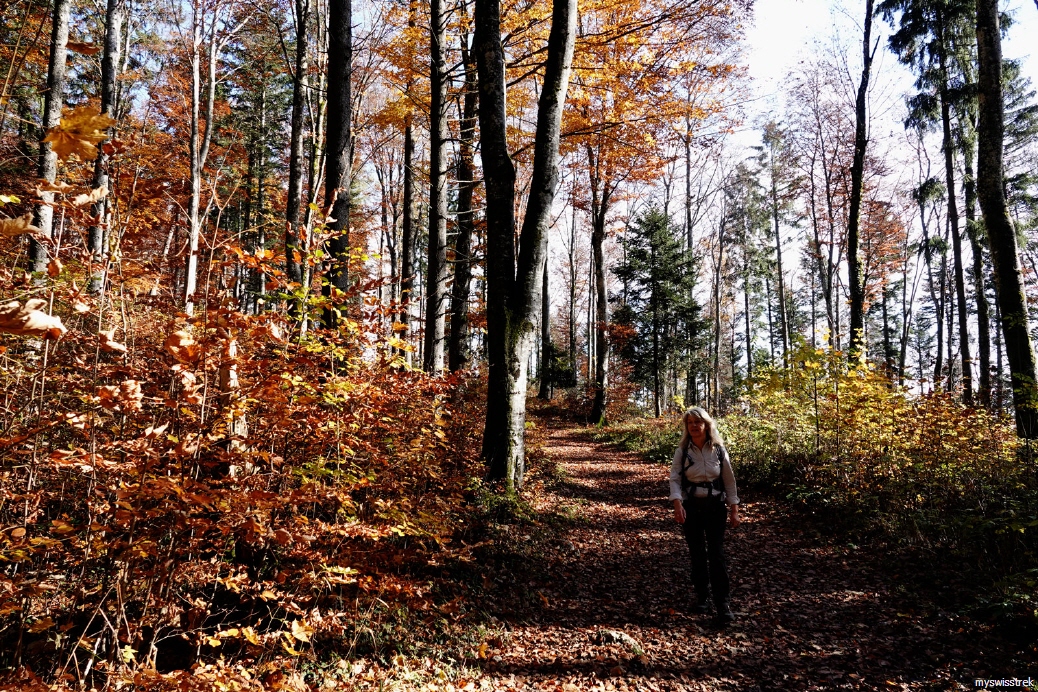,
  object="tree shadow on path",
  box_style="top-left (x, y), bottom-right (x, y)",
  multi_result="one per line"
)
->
top-left (478, 426), bottom-right (1033, 691)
